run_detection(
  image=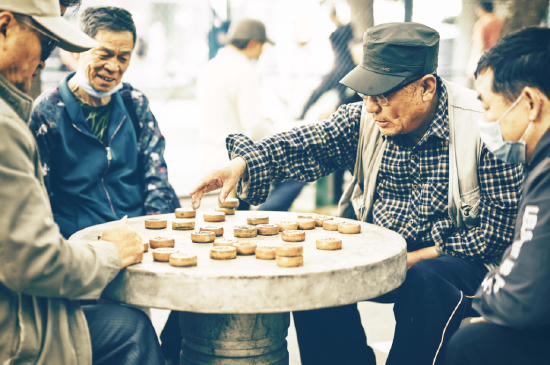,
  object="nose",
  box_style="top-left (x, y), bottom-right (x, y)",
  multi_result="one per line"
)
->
top-left (37, 60), bottom-right (46, 71)
top-left (365, 96), bottom-right (382, 114)
top-left (103, 60), bottom-right (118, 73)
